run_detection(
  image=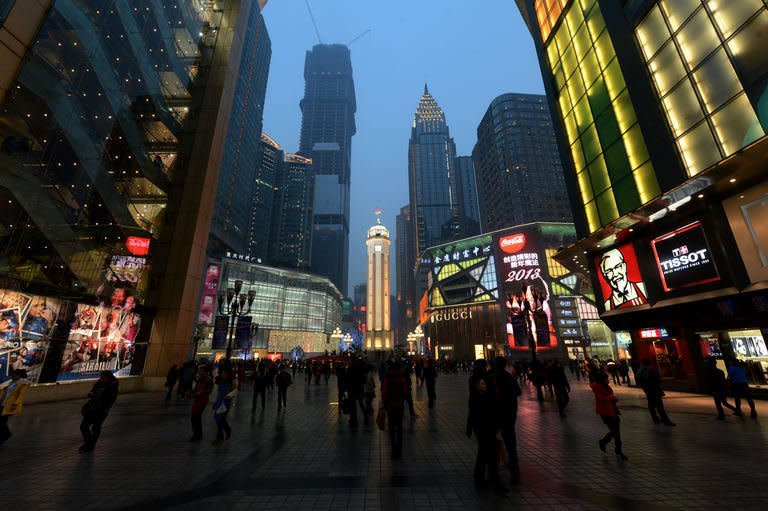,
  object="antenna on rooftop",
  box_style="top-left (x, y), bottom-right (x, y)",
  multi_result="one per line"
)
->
top-left (347, 29), bottom-right (371, 47)
top-left (304, 0), bottom-right (323, 43)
